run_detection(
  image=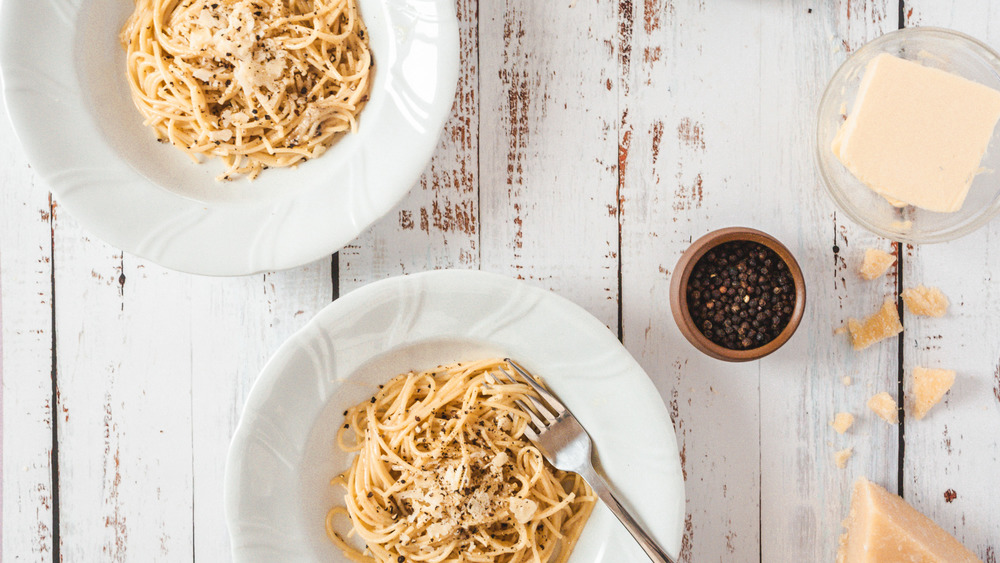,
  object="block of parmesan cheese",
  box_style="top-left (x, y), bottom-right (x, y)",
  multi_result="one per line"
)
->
top-left (910, 367), bottom-right (956, 420)
top-left (901, 285), bottom-right (949, 317)
top-left (837, 477), bottom-right (982, 563)
top-left (847, 300), bottom-right (903, 350)
top-left (867, 392), bottom-right (899, 424)
top-left (832, 53), bottom-right (1000, 213)
top-left (859, 248), bottom-right (894, 280)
